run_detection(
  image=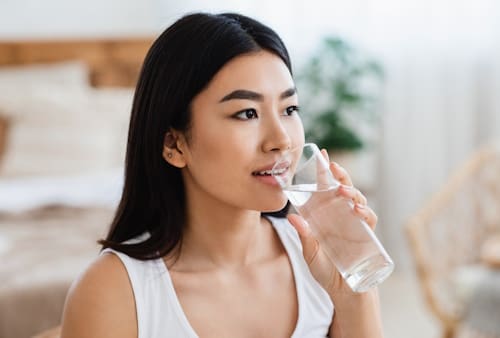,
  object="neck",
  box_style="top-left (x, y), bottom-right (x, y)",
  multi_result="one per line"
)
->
top-left (171, 189), bottom-right (277, 271)
top-left (187, 210), bottom-right (265, 267)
